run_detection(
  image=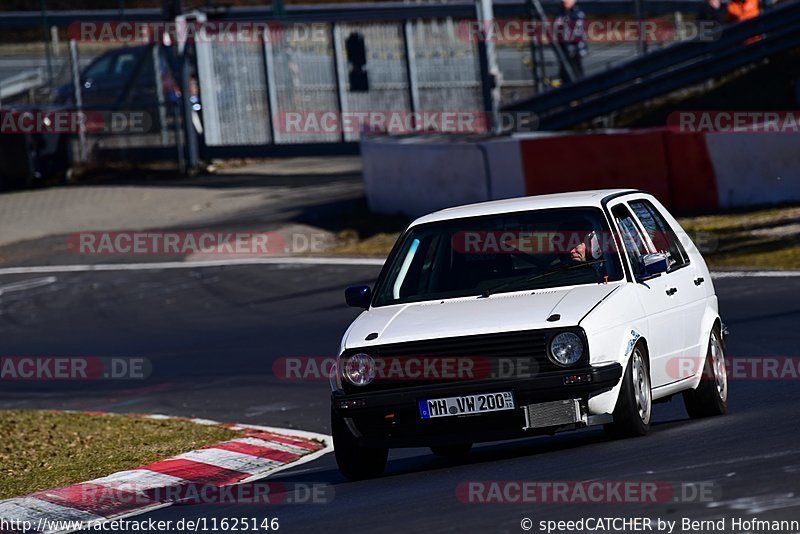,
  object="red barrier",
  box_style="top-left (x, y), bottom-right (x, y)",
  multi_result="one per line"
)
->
top-left (520, 130), bottom-right (673, 206)
top-left (662, 131), bottom-right (719, 212)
